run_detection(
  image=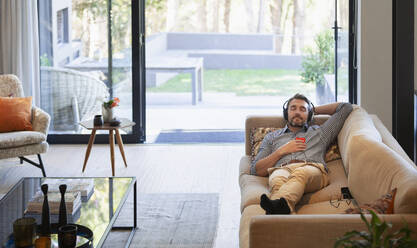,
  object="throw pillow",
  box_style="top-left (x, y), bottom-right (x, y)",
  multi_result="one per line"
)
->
top-left (325, 142), bottom-right (342, 162)
top-left (250, 127), bottom-right (281, 159)
top-left (0, 96), bottom-right (33, 132)
top-left (345, 188), bottom-right (397, 214)
top-left (250, 127), bottom-right (342, 162)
